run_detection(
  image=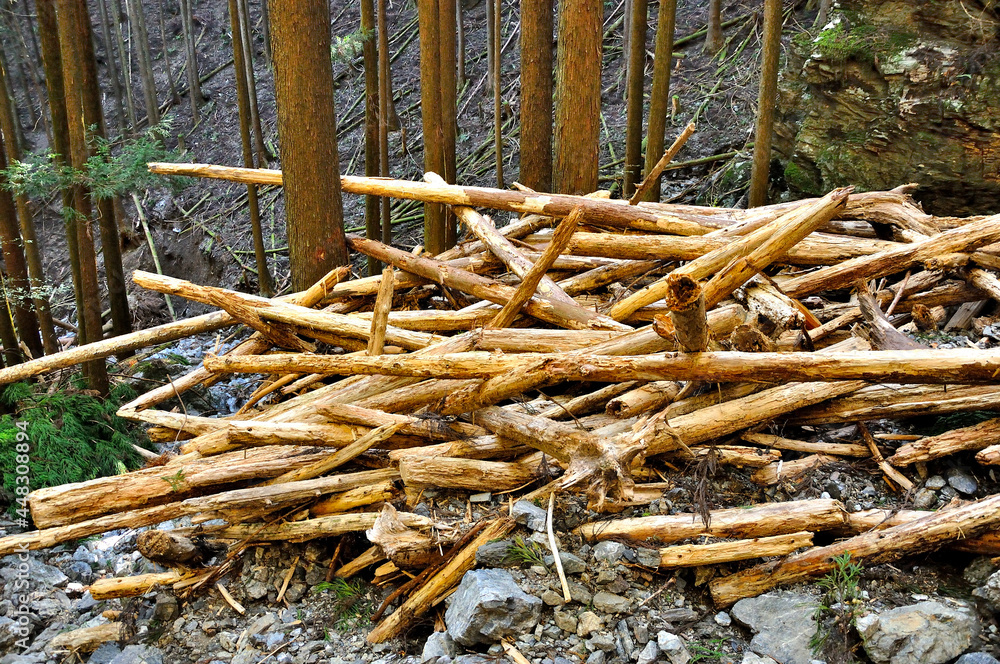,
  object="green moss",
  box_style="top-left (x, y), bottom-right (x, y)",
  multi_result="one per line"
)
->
top-left (783, 161), bottom-right (822, 195)
top-left (801, 16), bottom-right (916, 65)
